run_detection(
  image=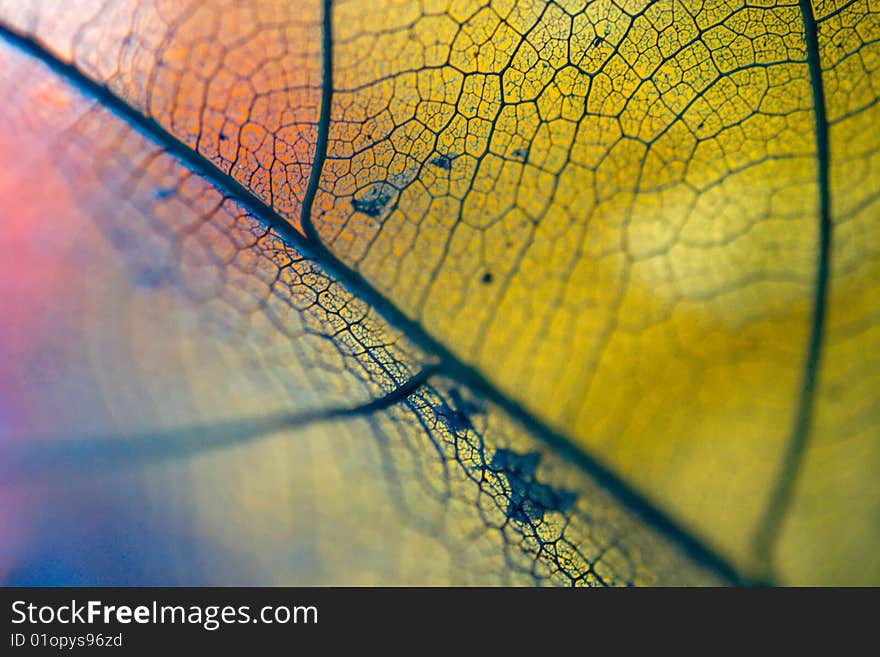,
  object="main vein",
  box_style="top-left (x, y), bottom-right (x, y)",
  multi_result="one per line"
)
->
top-left (752, 0), bottom-right (833, 578)
top-left (0, 20), bottom-right (744, 585)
